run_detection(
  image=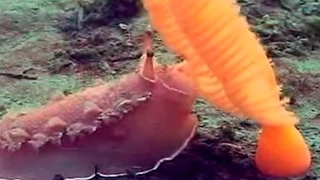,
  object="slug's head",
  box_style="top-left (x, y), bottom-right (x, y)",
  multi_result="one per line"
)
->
top-left (138, 28), bottom-right (197, 105)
